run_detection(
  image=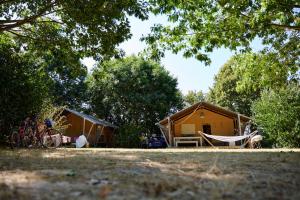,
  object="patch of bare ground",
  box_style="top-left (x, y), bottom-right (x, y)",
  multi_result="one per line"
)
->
top-left (0, 148), bottom-right (300, 199)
